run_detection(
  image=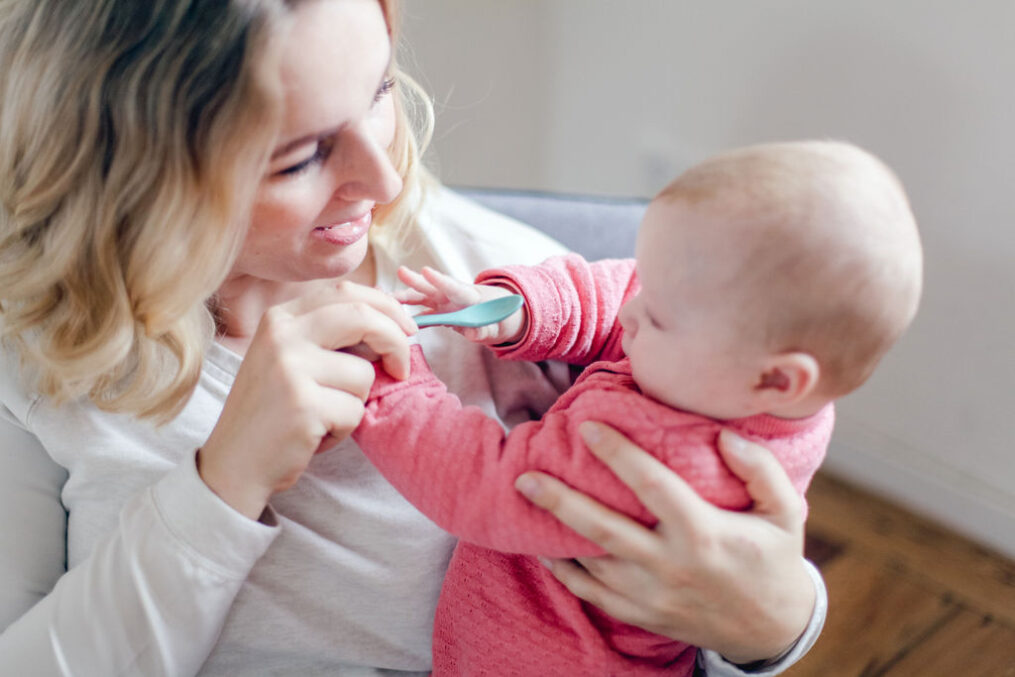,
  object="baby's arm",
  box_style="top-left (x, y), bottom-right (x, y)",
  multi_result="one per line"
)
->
top-left (479, 254), bottom-right (637, 365)
top-left (355, 348), bottom-right (673, 558)
top-left (400, 255), bottom-right (639, 365)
